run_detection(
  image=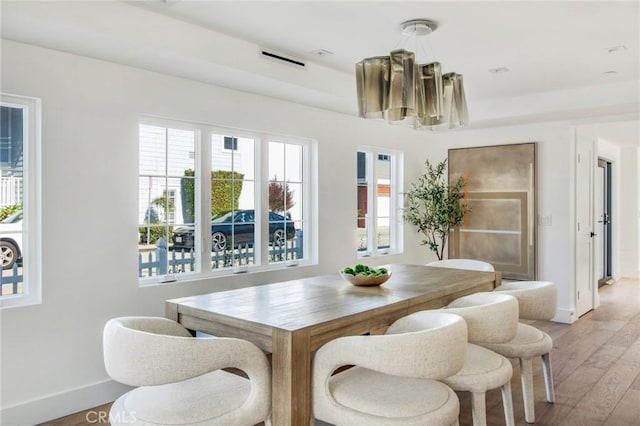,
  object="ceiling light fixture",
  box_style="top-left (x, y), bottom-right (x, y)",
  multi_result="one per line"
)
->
top-left (355, 19), bottom-right (468, 130)
top-left (488, 67), bottom-right (510, 74)
top-left (605, 45), bottom-right (627, 53)
top-left (310, 49), bottom-right (334, 57)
